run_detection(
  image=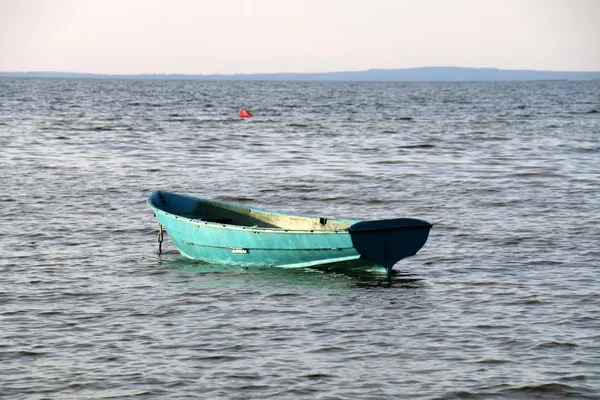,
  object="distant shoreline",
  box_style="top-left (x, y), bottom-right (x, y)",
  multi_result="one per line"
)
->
top-left (1, 67), bottom-right (599, 81)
